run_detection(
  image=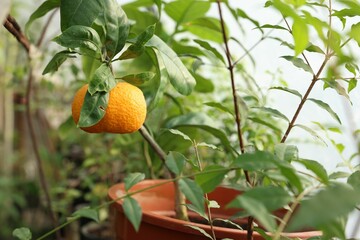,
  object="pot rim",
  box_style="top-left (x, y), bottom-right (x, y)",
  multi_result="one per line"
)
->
top-left (108, 179), bottom-right (322, 239)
